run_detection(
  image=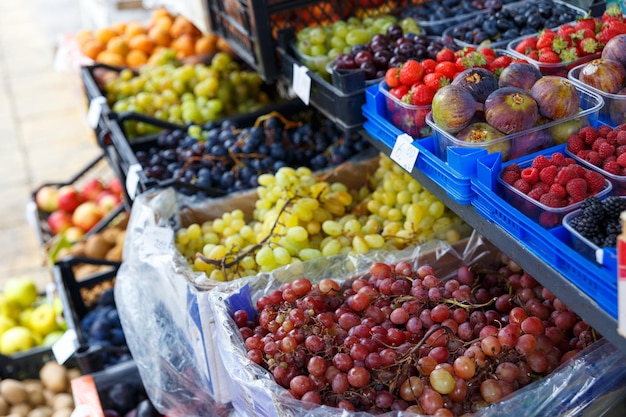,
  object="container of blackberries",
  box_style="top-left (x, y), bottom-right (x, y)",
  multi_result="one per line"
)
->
top-left (443, 0), bottom-right (586, 49)
top-left (562, 196), bottom-right (626, 264)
